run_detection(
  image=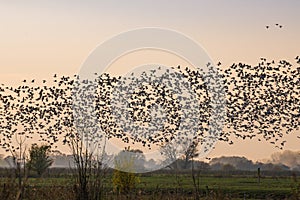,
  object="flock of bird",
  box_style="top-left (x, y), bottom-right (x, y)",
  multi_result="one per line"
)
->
top-left (222, 57), bottom-right (300, 149)
top-left (0, 57), bottom-right (299, 156)
top-left (0, 75), bottom-right (74, 153)
top-left (266, 23), bottom-right (284, 29)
